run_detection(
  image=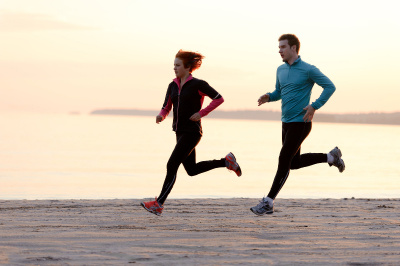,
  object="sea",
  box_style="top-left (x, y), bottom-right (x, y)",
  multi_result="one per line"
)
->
top-left (1, 112), bottom-right (399, 200)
